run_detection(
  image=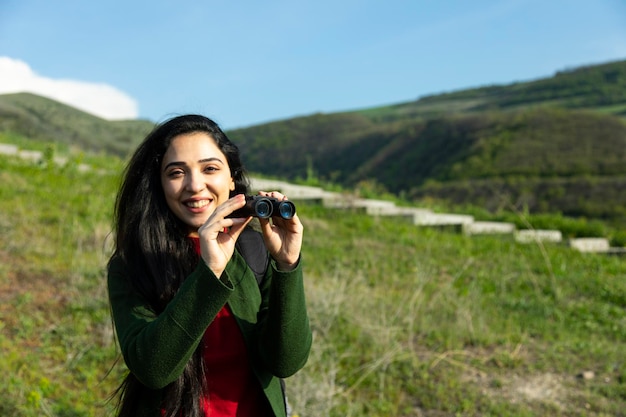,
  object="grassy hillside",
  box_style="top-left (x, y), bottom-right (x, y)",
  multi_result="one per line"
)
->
top-left (2, 59), bottom-right (626, 227)
top-left (228, 107), bottom-right (626, 226)
top-left (359, 59), bottom-right (626, 122)
top-left (1, 135), bottom-right (625, 417)
top-left (363, 108), bottom-right (626, 226)
top-left (226, 60), bottom-right (626, 227)
top-left (0, 93), bottom-right (153, 156)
